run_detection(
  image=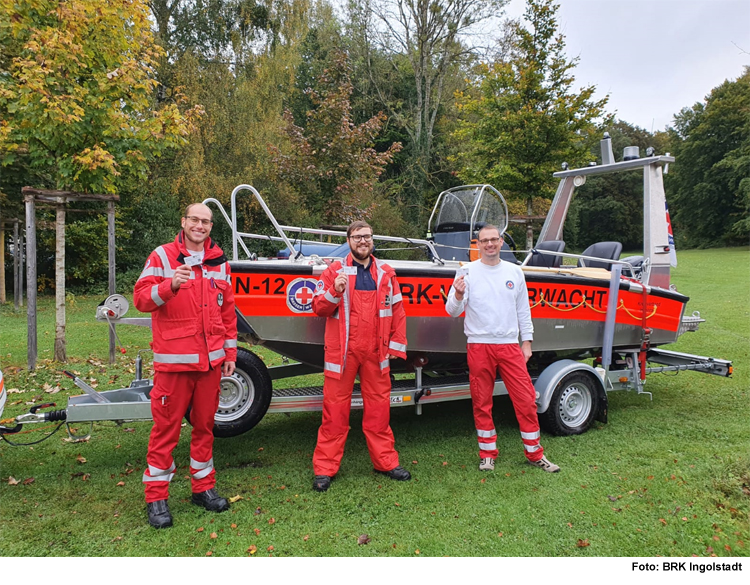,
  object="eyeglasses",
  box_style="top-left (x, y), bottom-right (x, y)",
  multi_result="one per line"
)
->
top-left (349, 234), bottom-right (373, 242)
top-left (478, 237), bottom-right (501, 245)
top-left (185, 216), bottom-right (212, 226)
